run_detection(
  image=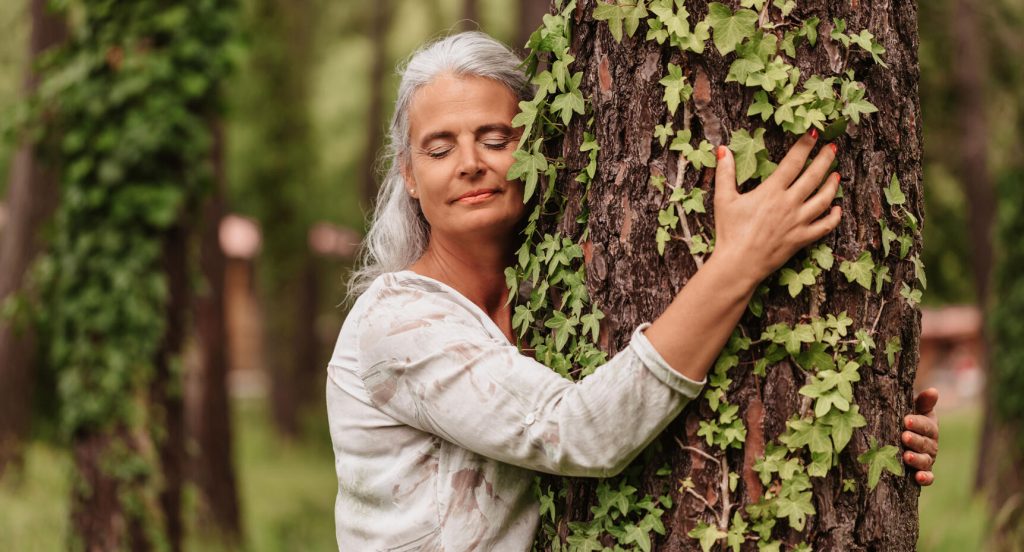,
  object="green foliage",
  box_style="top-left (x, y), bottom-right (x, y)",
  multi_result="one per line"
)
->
top-left (990, 170), bottom-right (1024, 449)
top-left (24, 0), bottom-right (237, 543)
top-left (857, 436), bottom-right (905, 490)
top-left (520, 2), bottom-right (909, 548)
